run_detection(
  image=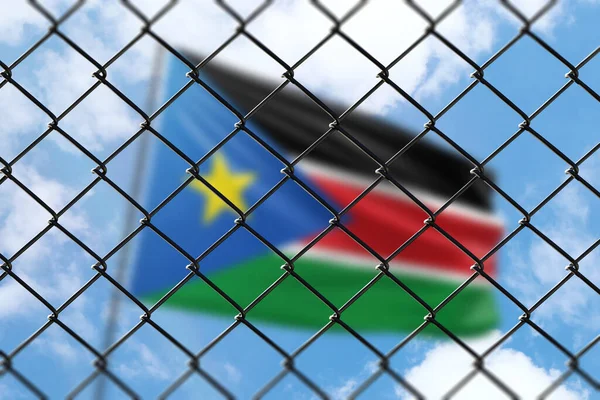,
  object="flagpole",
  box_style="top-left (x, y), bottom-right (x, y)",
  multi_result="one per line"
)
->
top-left (94, 42), bottom-right (166, 400)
